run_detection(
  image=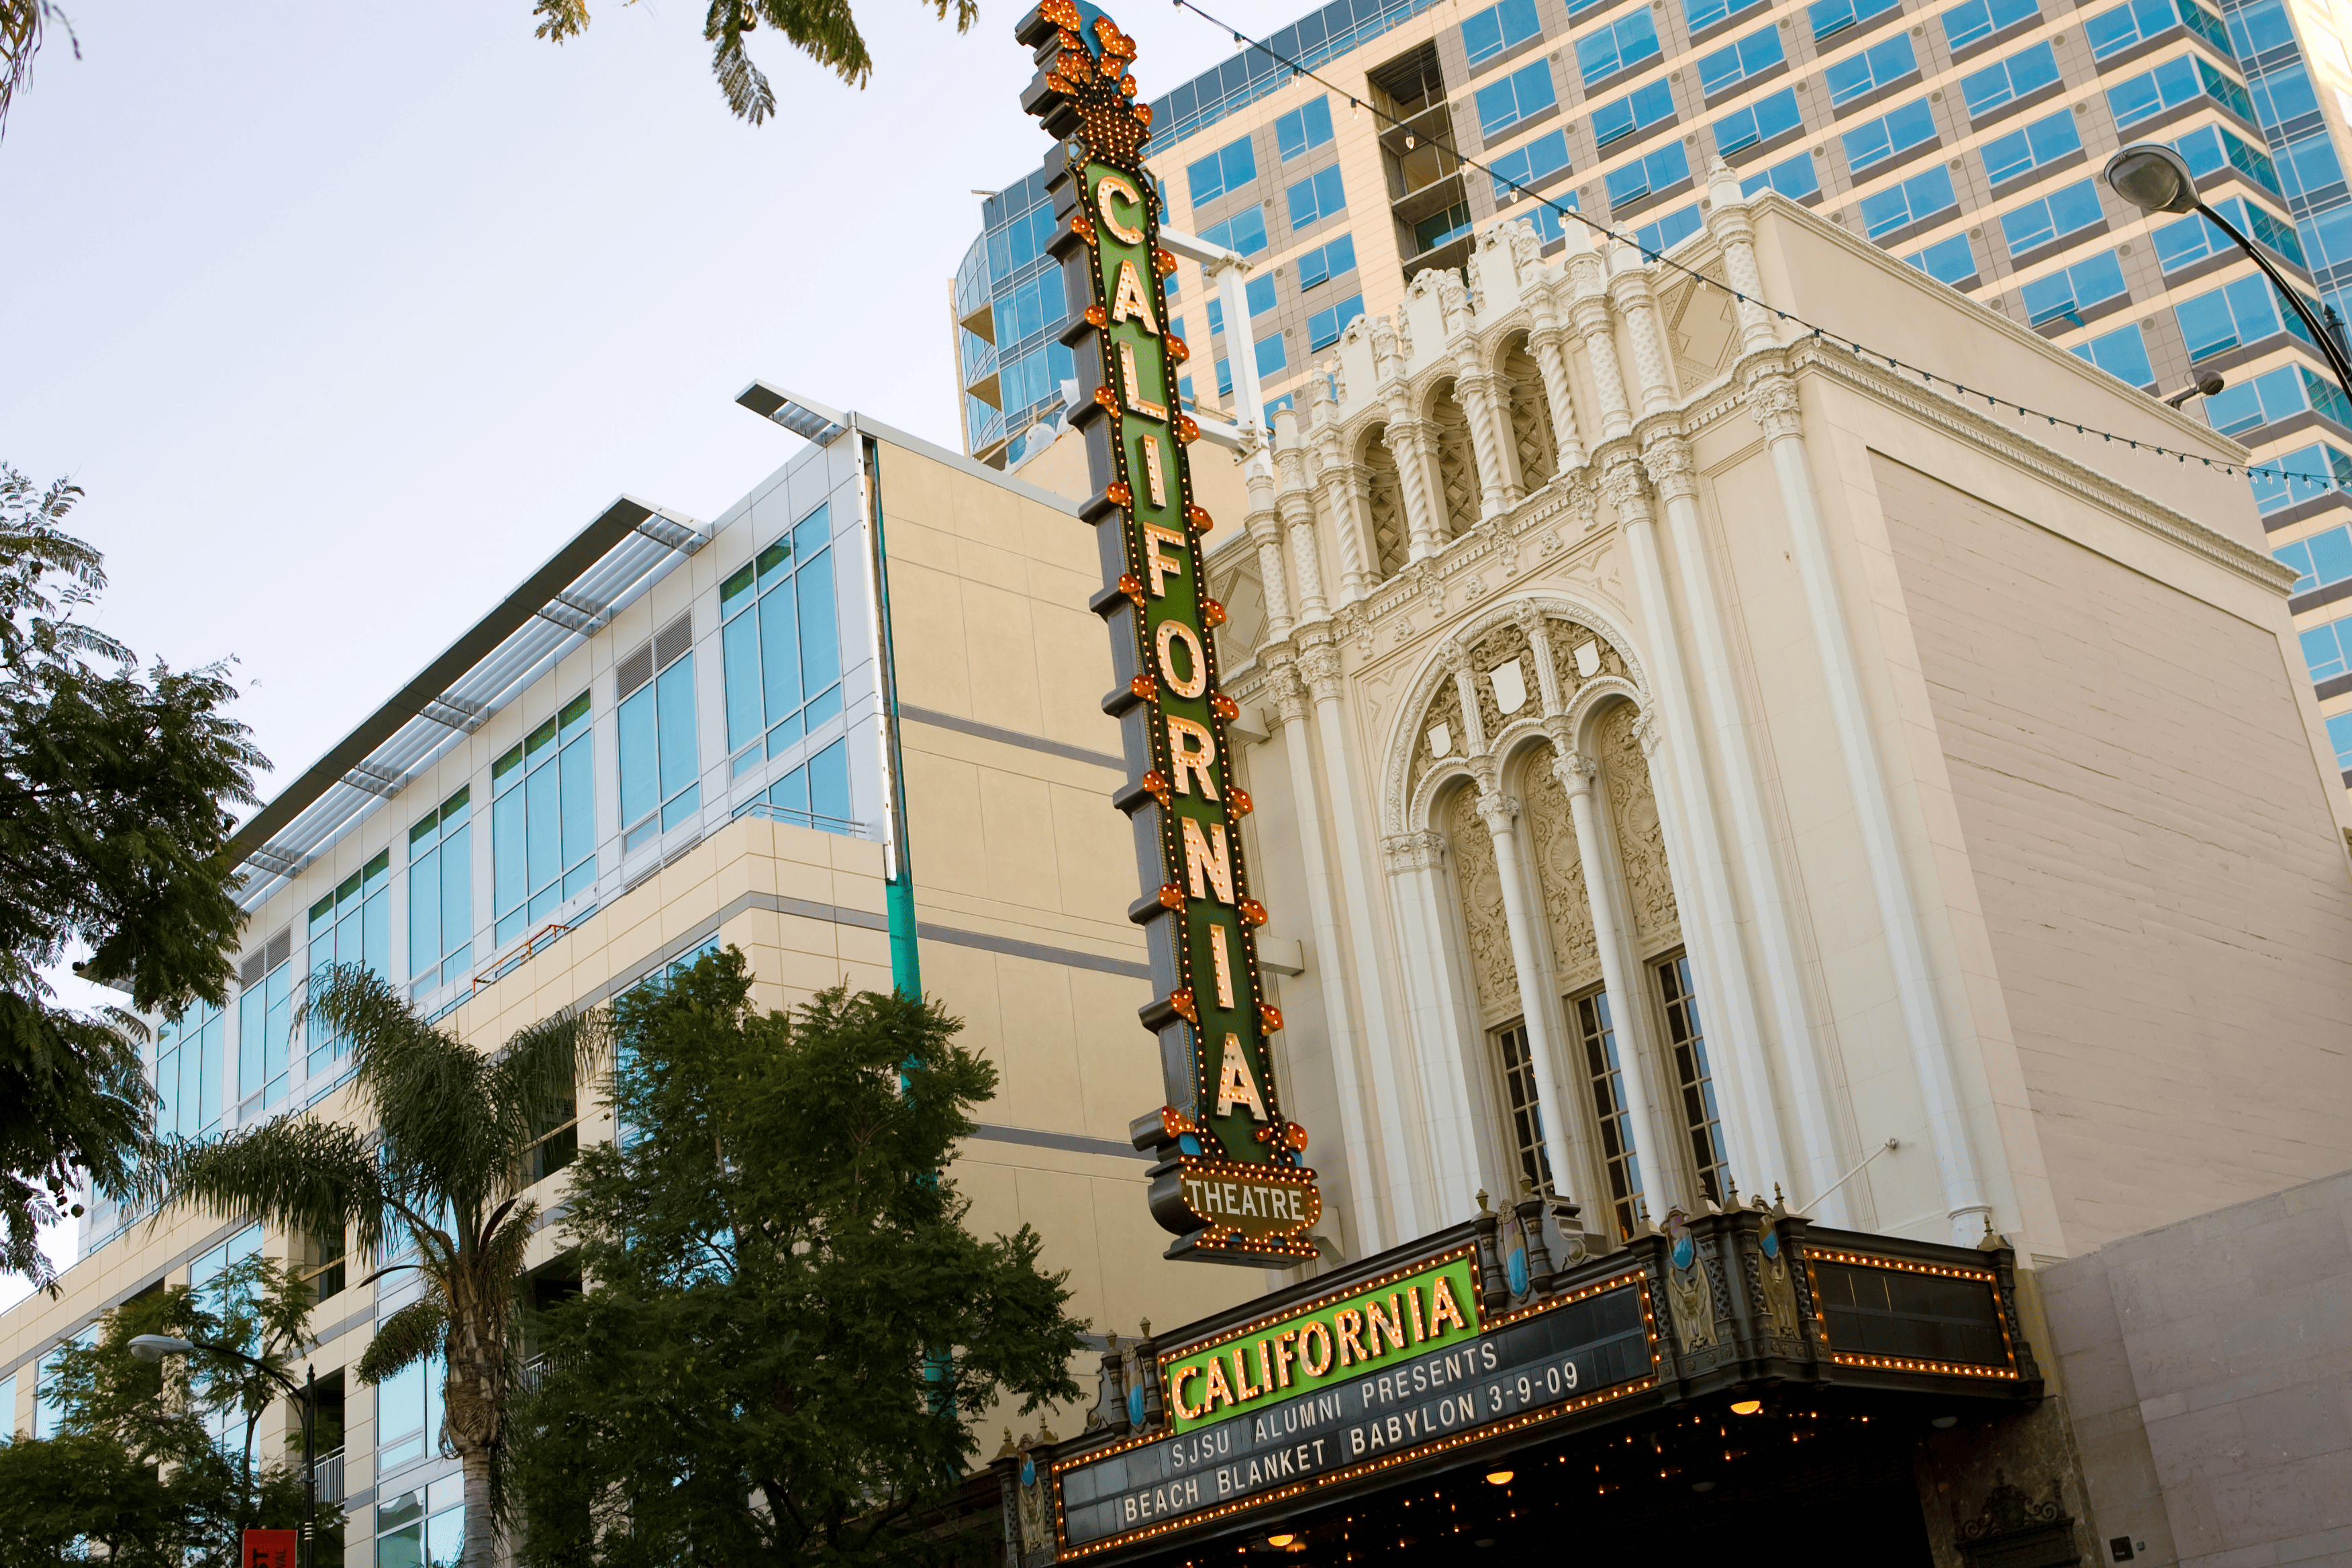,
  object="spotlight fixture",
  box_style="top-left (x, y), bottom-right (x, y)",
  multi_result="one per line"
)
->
top-left (1931, 1415), bottom-right (1959, 1429)
top-left (1483, 1469), bottom-right (1514, 1486)
top-left (1267, 1536), bottom-right (1295, 1548)
top-left (1730, 1399), bottom-right (1763, 1415)
top-left (1692, 1480), bottom-right (1717, 1493)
